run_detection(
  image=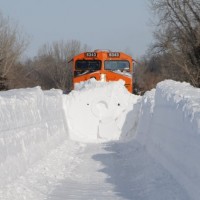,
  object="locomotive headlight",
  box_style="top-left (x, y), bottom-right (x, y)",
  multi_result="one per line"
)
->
top-left (100, 74), bottom-right (106, 82)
